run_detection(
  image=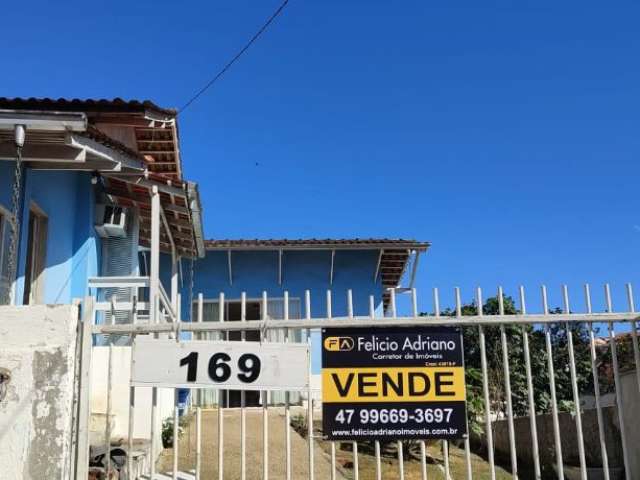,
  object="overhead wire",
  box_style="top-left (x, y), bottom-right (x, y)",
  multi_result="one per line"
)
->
top-left (178, 0), bottom-right (290, 114)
